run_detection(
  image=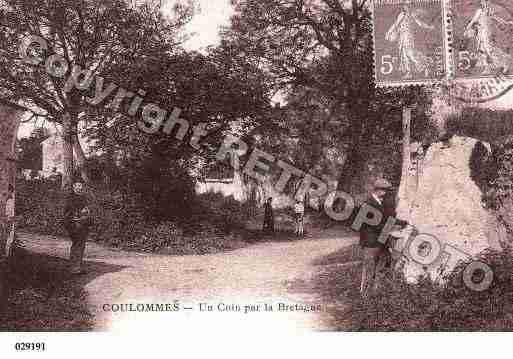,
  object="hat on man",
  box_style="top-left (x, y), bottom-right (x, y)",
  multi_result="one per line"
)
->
top-left (373, 178), bottom-right (392, 190)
